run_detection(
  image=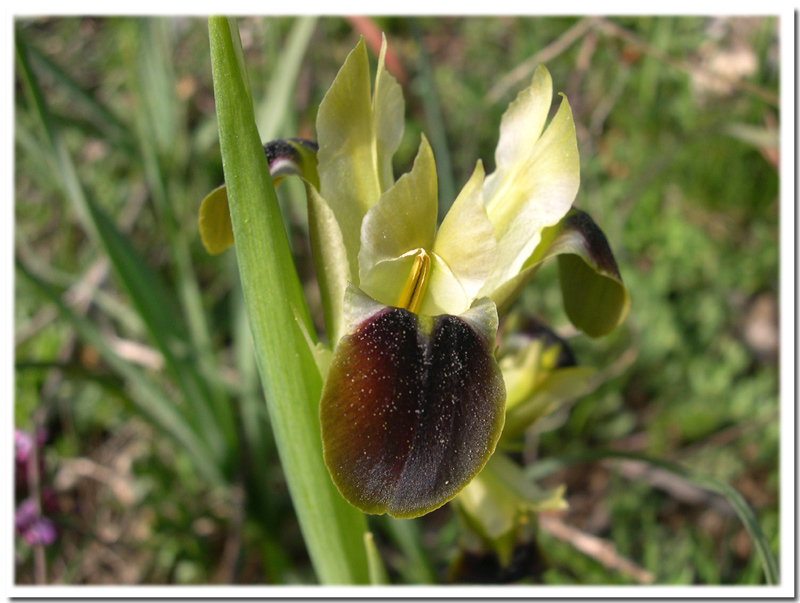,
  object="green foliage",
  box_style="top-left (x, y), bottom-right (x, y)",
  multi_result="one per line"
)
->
top-left (14, 16), bottom-right (779, 586)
